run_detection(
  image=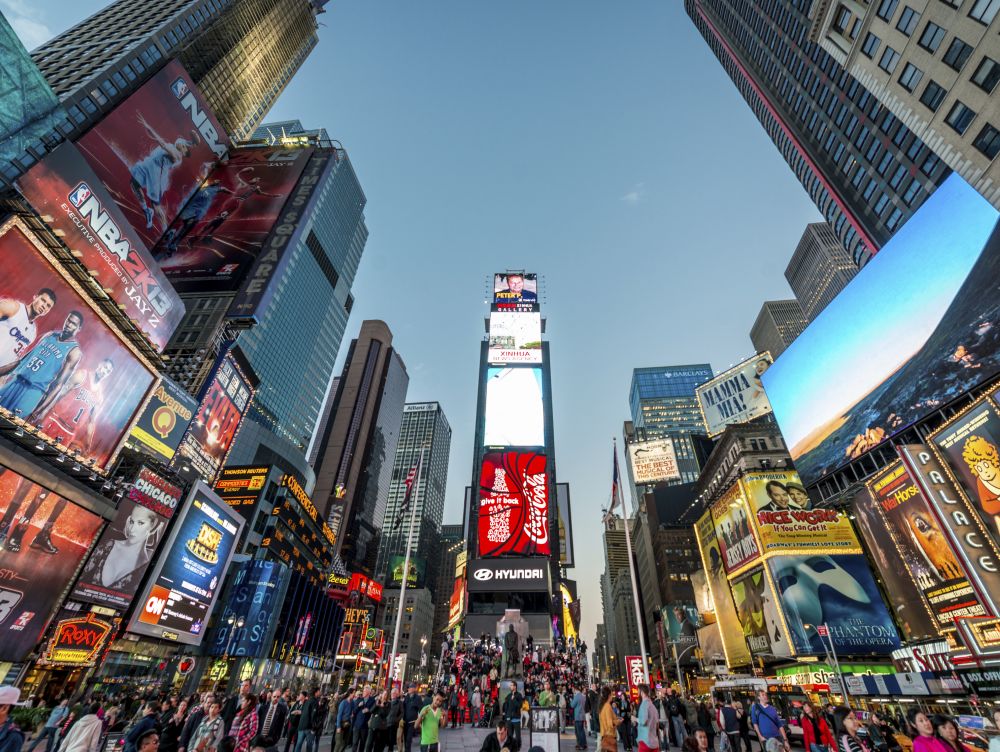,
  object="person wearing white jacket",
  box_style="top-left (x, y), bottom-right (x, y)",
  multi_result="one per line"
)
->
top-left (59, 705), bottom-right (104, 752)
